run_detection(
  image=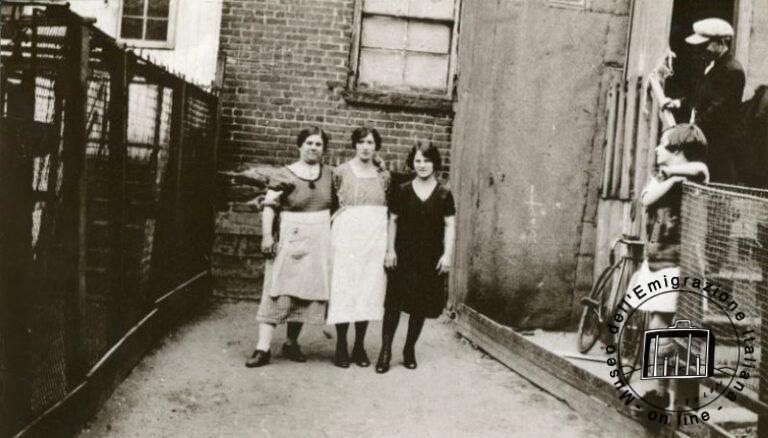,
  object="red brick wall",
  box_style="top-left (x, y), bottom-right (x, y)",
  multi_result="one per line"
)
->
top-left (214, 0), bottom-right (455, 298)
top-left (217, 0), bottom-right (454, 173)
